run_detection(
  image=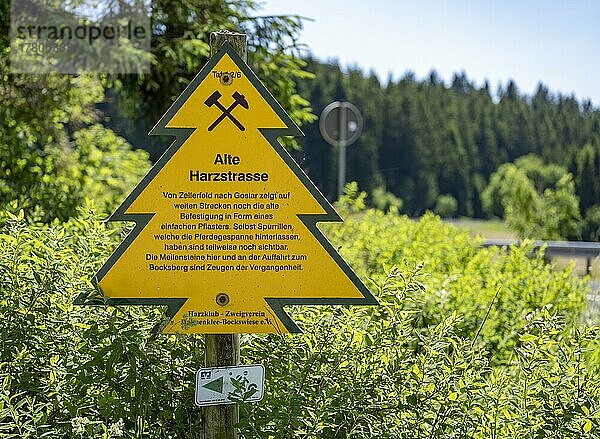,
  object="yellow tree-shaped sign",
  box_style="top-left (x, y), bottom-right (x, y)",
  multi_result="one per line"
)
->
top-left (76, 43), bottom-right (377, 334)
